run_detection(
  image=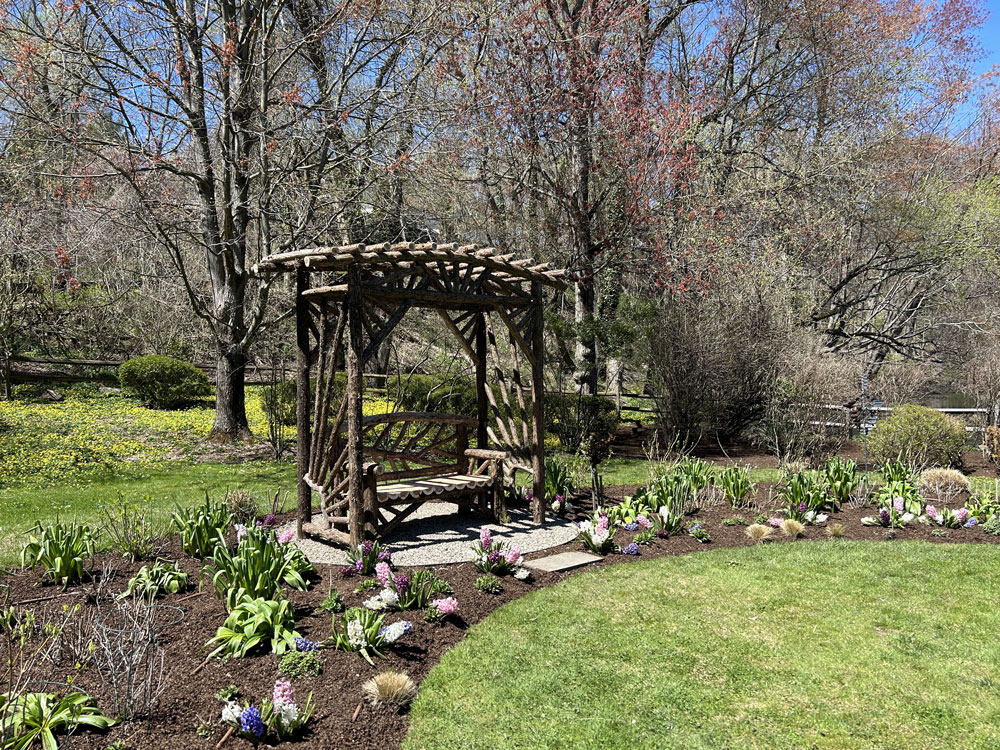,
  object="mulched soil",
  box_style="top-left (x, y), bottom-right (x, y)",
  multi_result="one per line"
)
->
top-left (3, 477), bottom-right (999, 750)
